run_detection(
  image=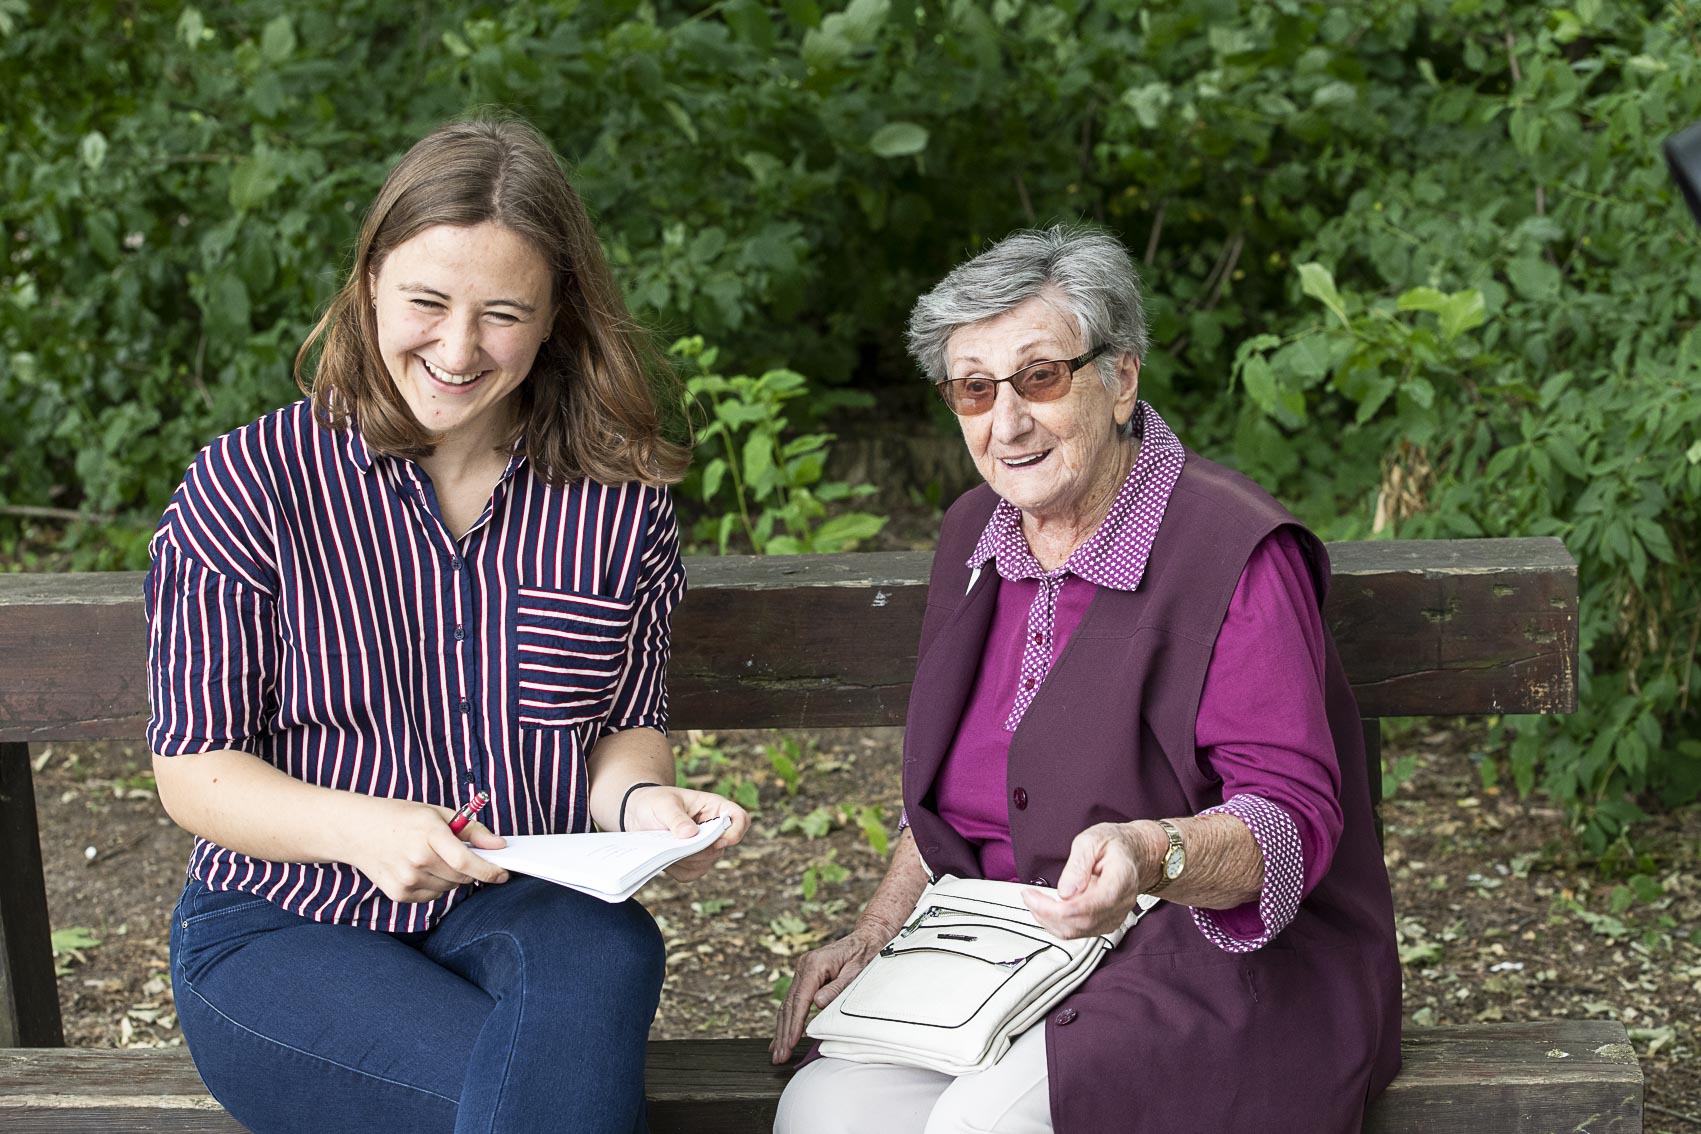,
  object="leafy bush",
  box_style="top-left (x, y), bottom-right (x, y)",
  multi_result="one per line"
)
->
top-left (2, 0), bottom-right (1490, 555)
top-left (673, 336), bottom-right (884, 554)
top-left (1227, 2), bottom-right (1701, 846)
top-left (5, 0), bottom-right (1701, 835)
